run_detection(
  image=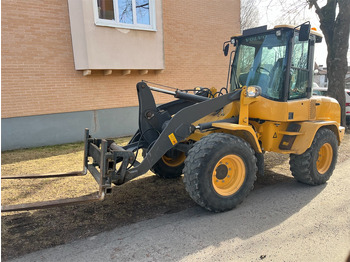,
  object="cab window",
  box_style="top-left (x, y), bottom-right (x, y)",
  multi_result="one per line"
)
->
top-left (289, 34), bottom-right (309, 100)
top-left (231, 31), bottom-right (288, 101)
